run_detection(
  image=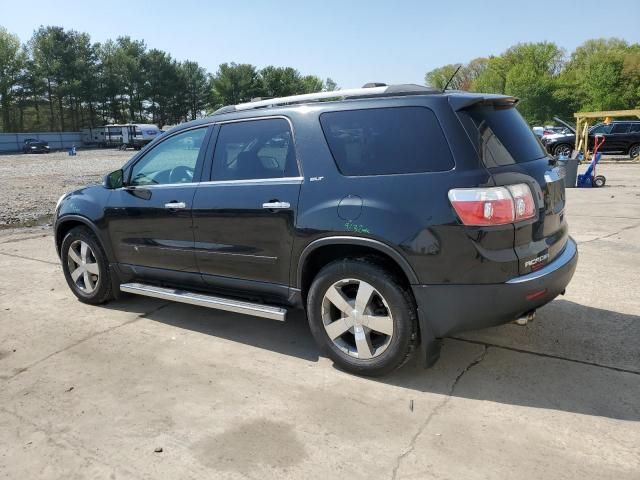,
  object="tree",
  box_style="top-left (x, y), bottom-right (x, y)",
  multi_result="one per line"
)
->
top-left (0, 27), bottom-right (26, 131)
top-left (180, 60), bottom-right (208, 120)
top-left (210, 62), bottom-right (260, 107)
